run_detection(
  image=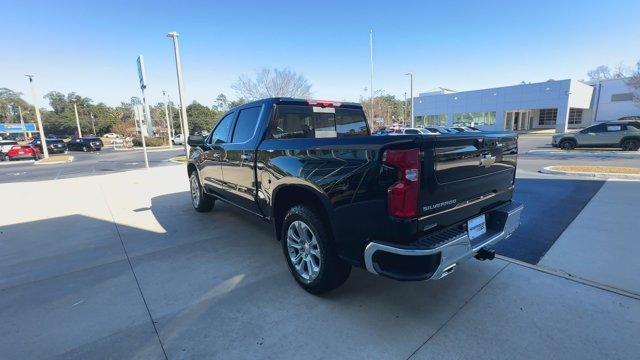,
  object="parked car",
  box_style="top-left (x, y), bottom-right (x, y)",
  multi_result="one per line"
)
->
top-left (67, 137), bottom-right (103, 151)
top-left (552, 121), bottom-right (640, 151)
top-left (186, 98), bottom-right (523, 294)
top-left (425, 126), bottom-right (455, 134)
top-left (372, 129), bottom-right (392, 136)
top-left (6, 145), bottom-right (42, 161)
top-left (102, 133), bottom-right (122, 139)
top-left (450, 126), bottom-right (481, 133)
top-left (173, 134), bottom-right (185, 145)
top-left (0, 140), bottom-right (19, 160)
top-left (30, 138), bottom-right (67, 154)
